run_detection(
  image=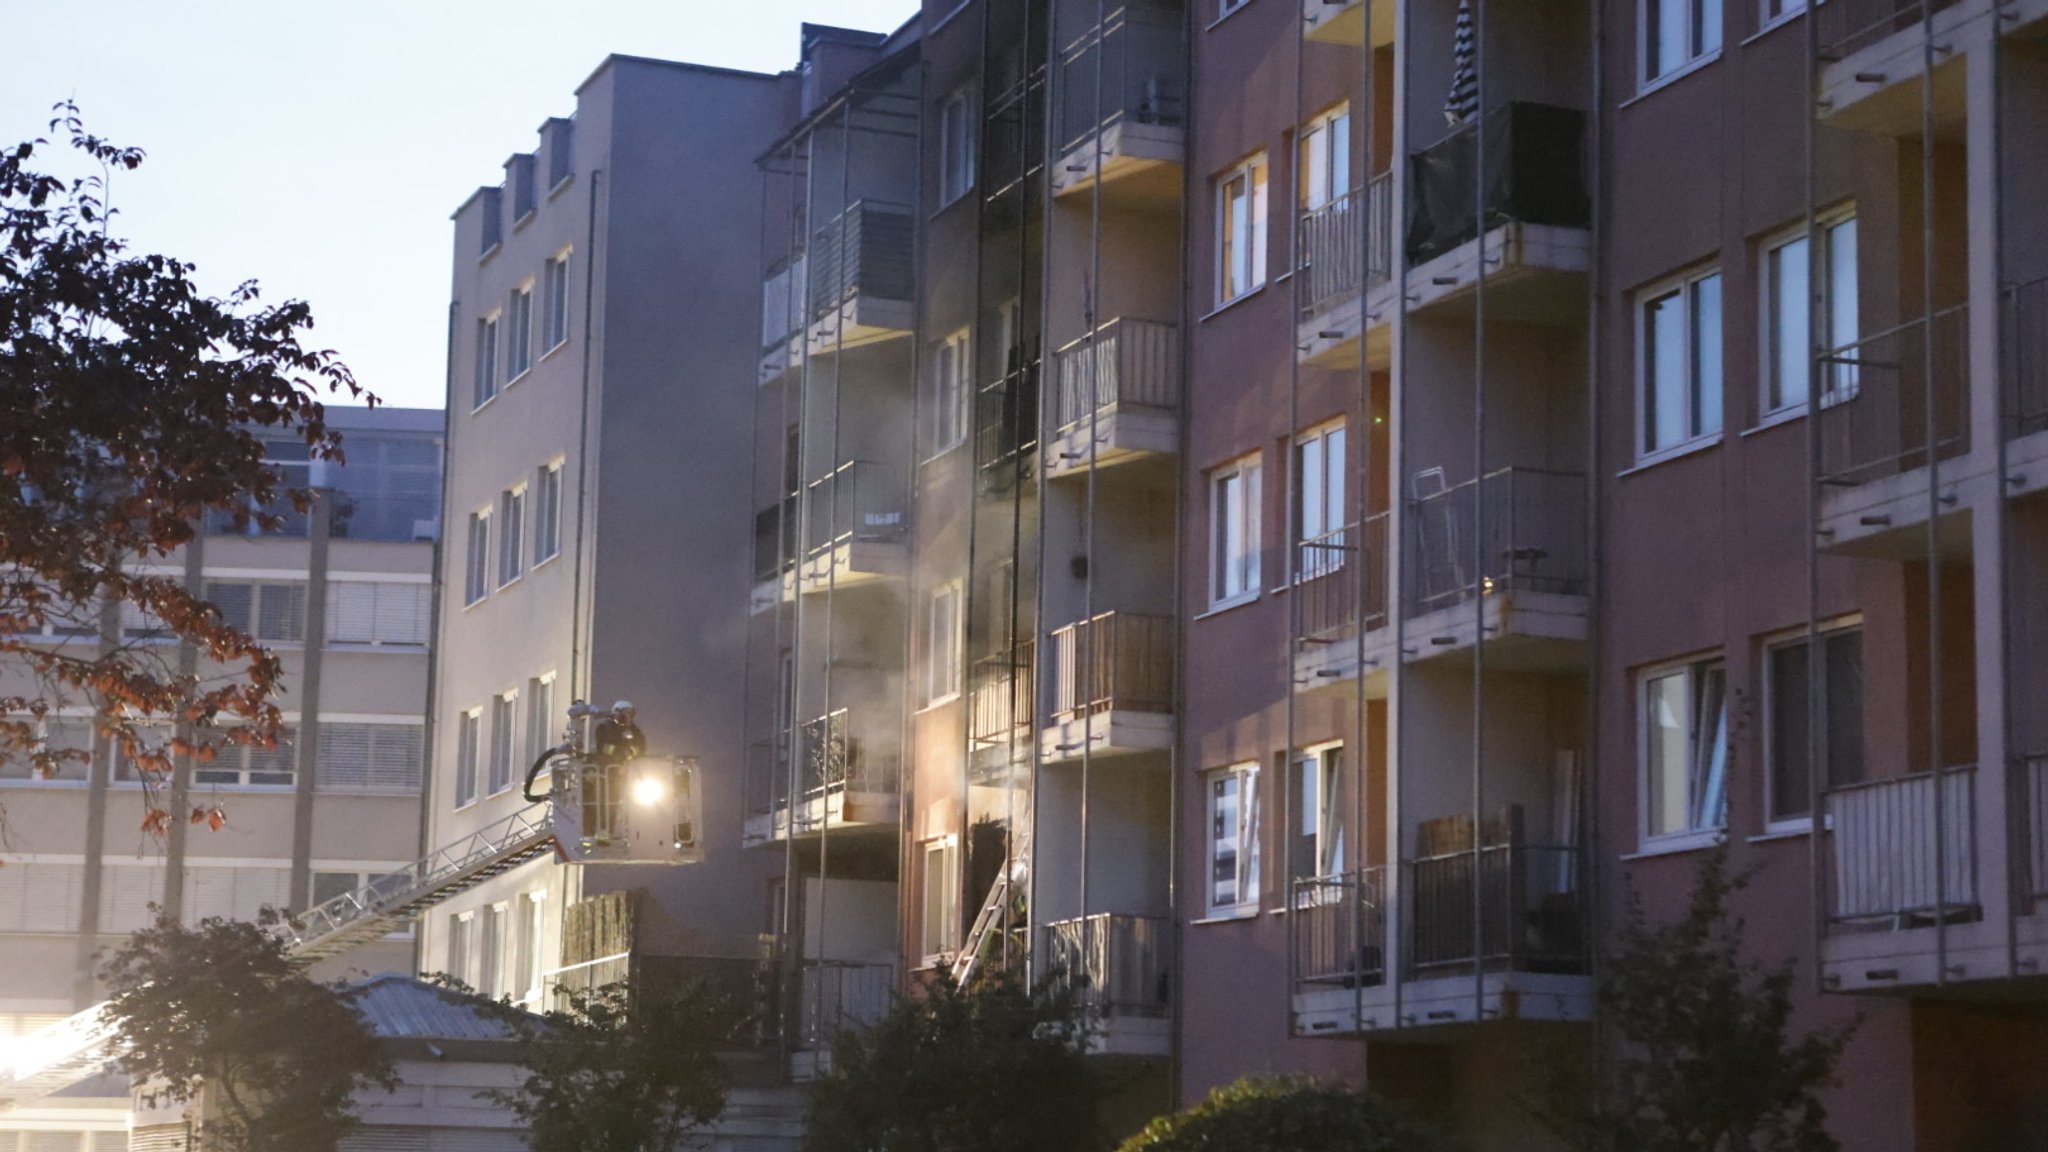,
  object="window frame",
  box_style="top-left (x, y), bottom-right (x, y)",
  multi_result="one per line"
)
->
top-left (455, 707), bottom-right (482, 809)
top-left (920, 835), bottom-right (960, 964)
top-left (506, 281), bottom-right (535, 382)
top-left (1205, 762), bottom-right (1262, 918)
top-left (1292, 420), bottom-right (1347, 579)
top-left (1636, 266), bottom-right (1725, 462)
top-left (1637, 654), bottom-right (1729, 851)
top-left (527, 673), bottom-right (558, 767)
top-left (1639, 0), bottom-right (1723, 87)
top-left (1288, 742), bottom-right (1347, 893)
top-left (473, 312), bottom-right (500, 410)
top-left (938, 89), bottom-right (977, 208)
top-left (922, 581), bottom-right (964, 707)
top-left (1209, 453), bottom-right (1263, 609)
top-left (1214, 153), bottom-right (1270, 306)
top-left (928, 327), bottom-right (971, 460)
top-left (541, 249), bottom-right (572, 353)
top-left (498, 484), bottom-right (527, 588)
top-left (1763, 620), bottom-right (1865, 831)
top-left (465, 510), bottom-right (491, 606)
top-left (488, 689), bottom-right (518, 796)
top-left (1760, 210), bottom-right (1859, 419)
top-left (1297, 103), bottom-right (1353, 214)
top-left (535, 460), bottom-right (565, 564)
